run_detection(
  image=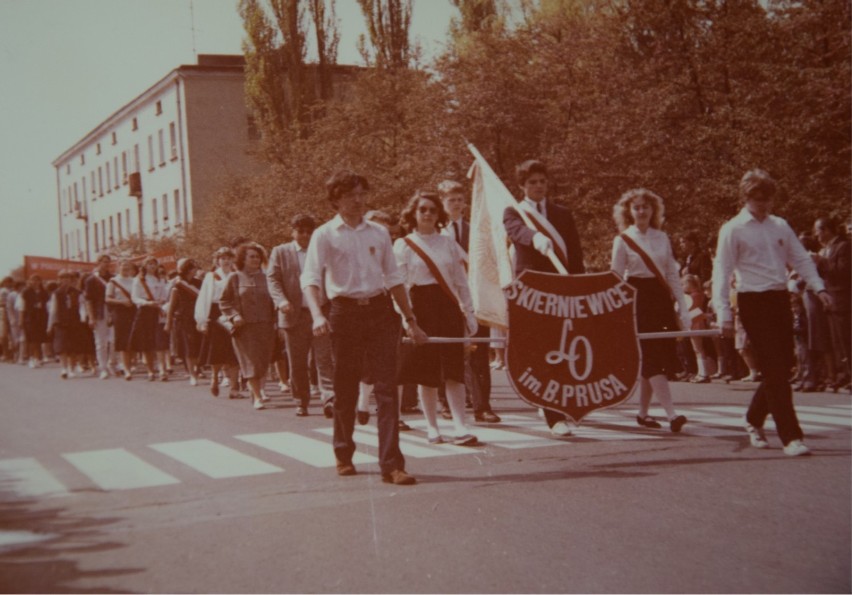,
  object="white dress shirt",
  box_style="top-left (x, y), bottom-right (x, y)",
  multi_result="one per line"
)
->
top-left (131, 274), bottom-right (168, 307)
top-left (712, 207), bottom-right (825, 323)
top-left (611, 225), bottom-right (690, 328)
top-left (523, 196), bottom-right (546, 218)
top-left (301, 214), bottom-right (404, 300)
top-left (105, 275), bottom-right (135, 305)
